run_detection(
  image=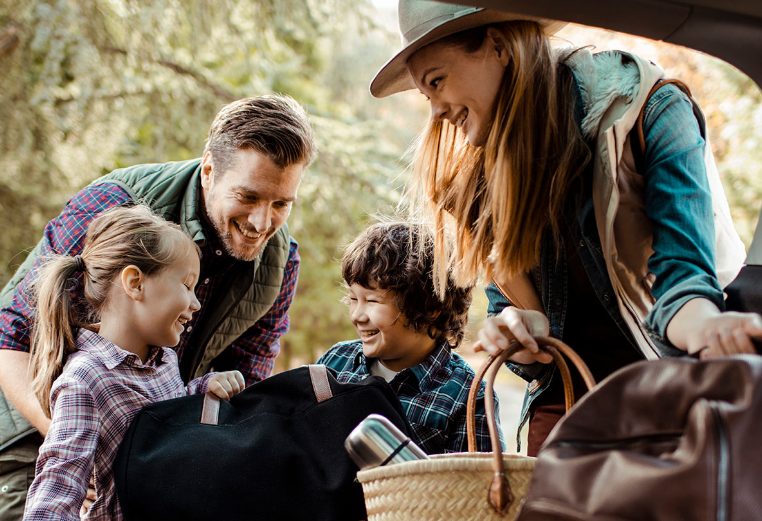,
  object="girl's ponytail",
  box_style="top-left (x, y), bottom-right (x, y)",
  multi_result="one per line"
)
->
top-left (30, 255), bottom-right (84, 416)
top-left (28, 204), bottom-right (197, 416)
